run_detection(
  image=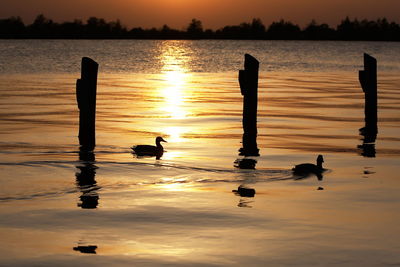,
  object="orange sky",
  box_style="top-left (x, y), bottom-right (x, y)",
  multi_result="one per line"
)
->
top-left (1, 0), bottom-right (399, 29)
